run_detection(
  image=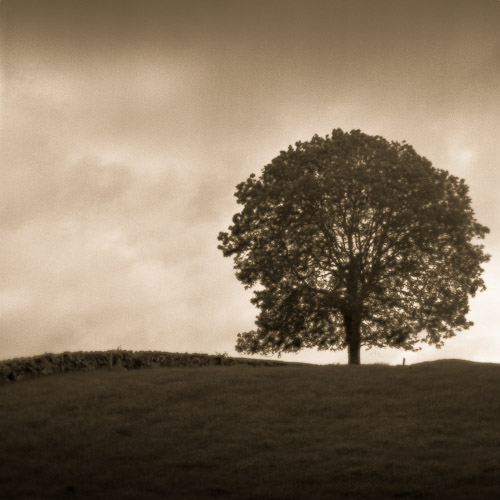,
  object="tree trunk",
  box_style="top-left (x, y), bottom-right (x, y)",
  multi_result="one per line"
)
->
top-left (344, 312), bottom-right (361, 365)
